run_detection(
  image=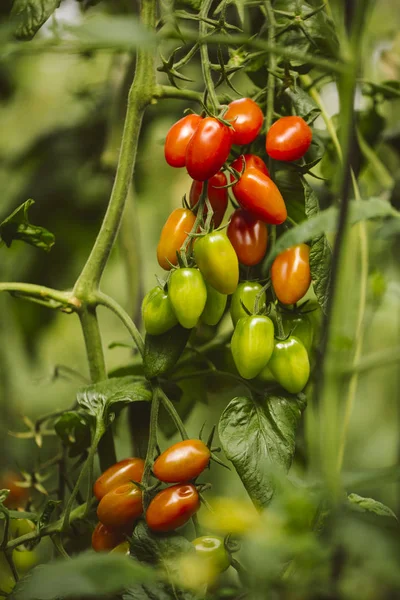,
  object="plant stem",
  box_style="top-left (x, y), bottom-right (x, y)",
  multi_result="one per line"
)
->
top-left (96, 292), bottom-right (144, 356)
top-left (142, 388), bottom-right (160, 509)
top-left (199, 0), bottom-right (220, 111)
top-left (265, 1), bottom-right (276, 131)
top-left (0, 283), bottom-right (77, 310)
top-left (154, 84), bottom-right (203, 103)
top-left (157, 385), bottom-right (189, 440)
